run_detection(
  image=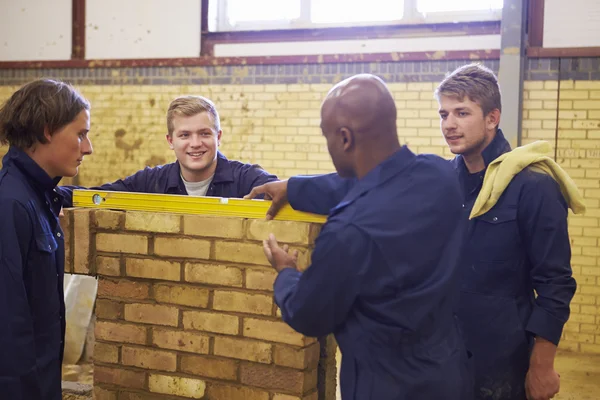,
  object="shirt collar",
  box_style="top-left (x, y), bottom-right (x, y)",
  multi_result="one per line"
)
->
top-left (2, 146), bottom-right (61, 191)
top-left (332, 146), bottom-right (417, 213)
top-left (168, 151), bottom-right (234, 191)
